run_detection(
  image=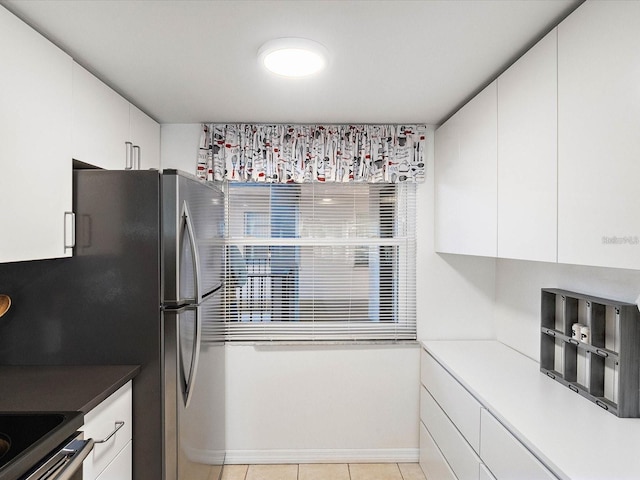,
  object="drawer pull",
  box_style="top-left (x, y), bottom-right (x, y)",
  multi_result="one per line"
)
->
top-left (595, 400), bottom-right (609, 411)
top-left (545, 371), bottom-right (556, 380)
top-left (568, 384), bottom-right (579, 393)
top-left (595, 349), bottom-right (609, 358)
top-left (94, 421), bottom-right (125, 444)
